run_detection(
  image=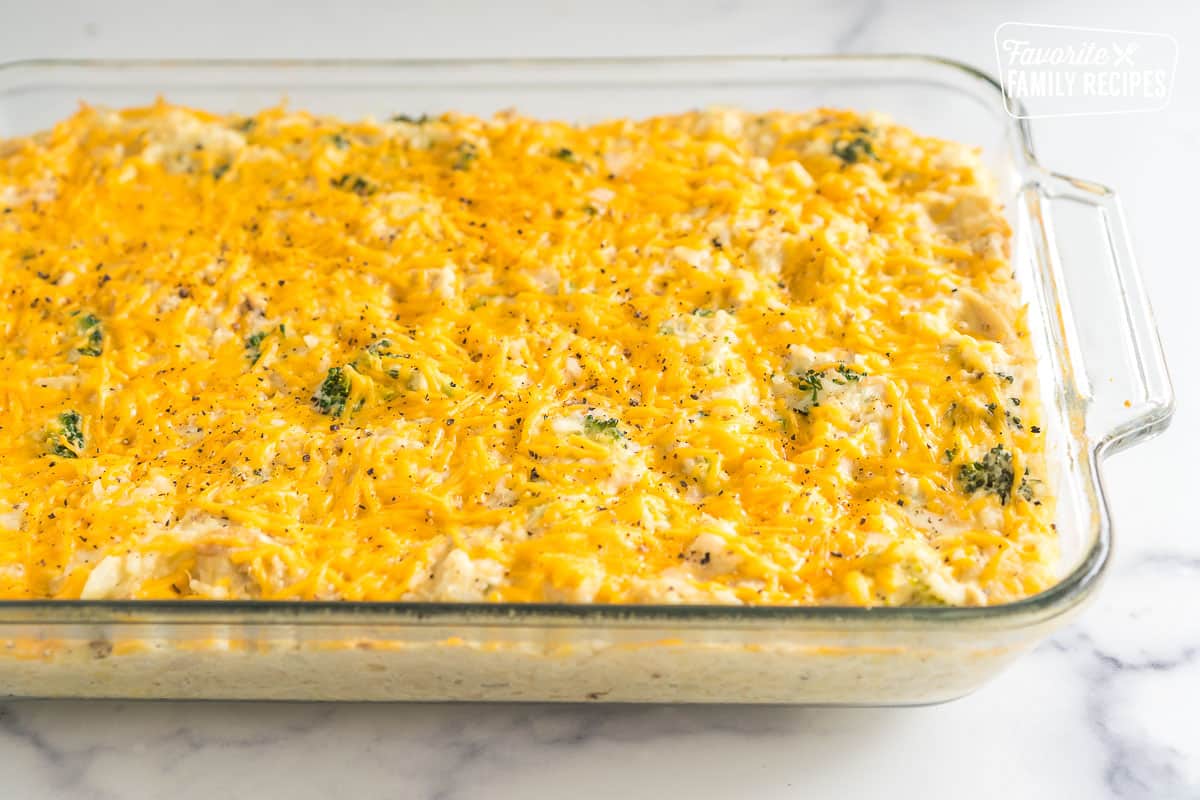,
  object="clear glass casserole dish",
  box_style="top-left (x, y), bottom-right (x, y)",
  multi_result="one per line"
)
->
top-left (0, 55), bottom-right (1173, 703)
